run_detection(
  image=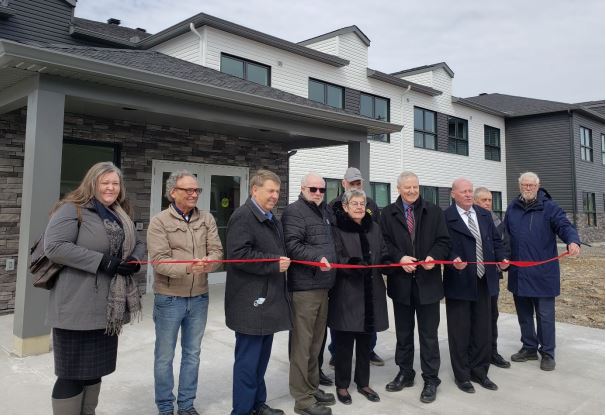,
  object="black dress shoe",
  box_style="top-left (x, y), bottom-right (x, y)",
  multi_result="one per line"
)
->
top-left (313, 389), bottom-right (336, 406)
top-left (491, 353), bottom-right (511, 368)
top-left (294, 403), bottom-right (332, 415)
top-left (357, 387), bottom-right (380, 402)
top-left (319, 370), bottom-right (333, 386)
top-left (369, 351), bottom-right (385, 366)
top-left (511, 348), bottom-right (538, 362)
top-left (455, 380), bottom-right (475, 394)
top-left (470, 375), bottom-right (498, 391)
top-left (420, 383), bottom-right (436, 403)
top-left (336, 389), bottom-right (352, 405)
top-left (254, 404), bottom-right (285, 415)
top-left (385, 372), bottom-right (414, 392)
top-left (540, 355), bottom-right (556, 371)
